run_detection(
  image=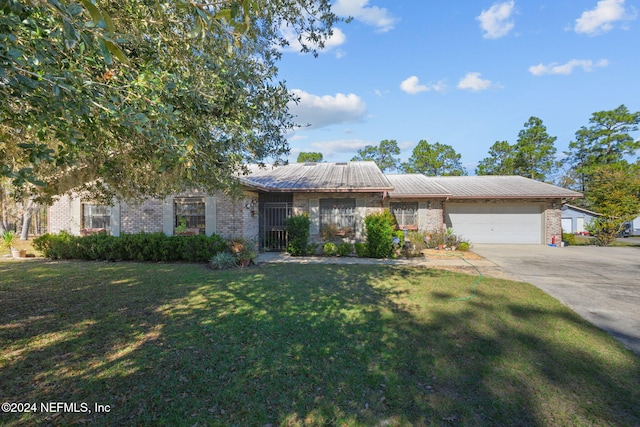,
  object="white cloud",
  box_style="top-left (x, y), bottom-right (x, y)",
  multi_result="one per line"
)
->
top-left (529, 59), bottom-right (609, 75)
top-left (457, 72), bottom-right (497, 91)
top-left (288, 89), bottom-right (367, 129)
top-left (476, 1), bottom-right (516, 39)
top-left (309, 139), bottom-right (370, 154)
top-left (280, 26), bottom-right (347, 53)
top-left (400, 76), bottom-right (447, 95)
top-left (575, 0), bottom-right (635, 35)
top-left (333, 0), bottom-right (399, 32)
